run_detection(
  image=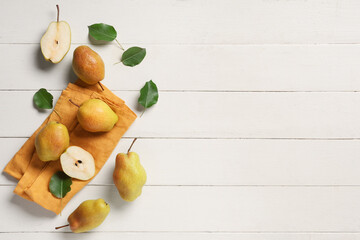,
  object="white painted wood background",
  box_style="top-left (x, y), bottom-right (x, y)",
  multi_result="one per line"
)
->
top-left (1, 0), bottom-right (360, 239)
